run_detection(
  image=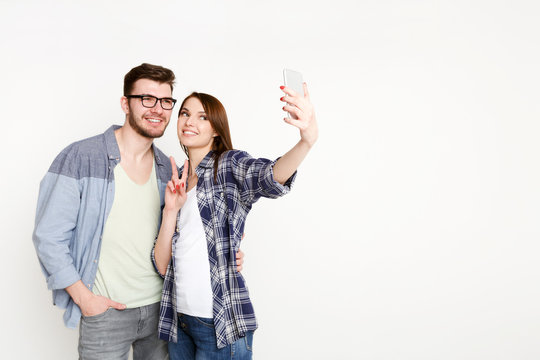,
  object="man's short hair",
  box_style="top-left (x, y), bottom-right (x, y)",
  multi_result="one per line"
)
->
top-left (123, 63), bottom-right (176, 95)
